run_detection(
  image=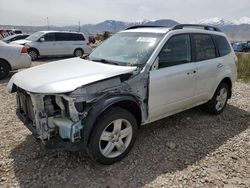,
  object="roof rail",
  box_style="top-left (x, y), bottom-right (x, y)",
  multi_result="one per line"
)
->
top-left (125, 25), bottom-right (165, 30)
top-left (171, 24), bottom-right (221, 32)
